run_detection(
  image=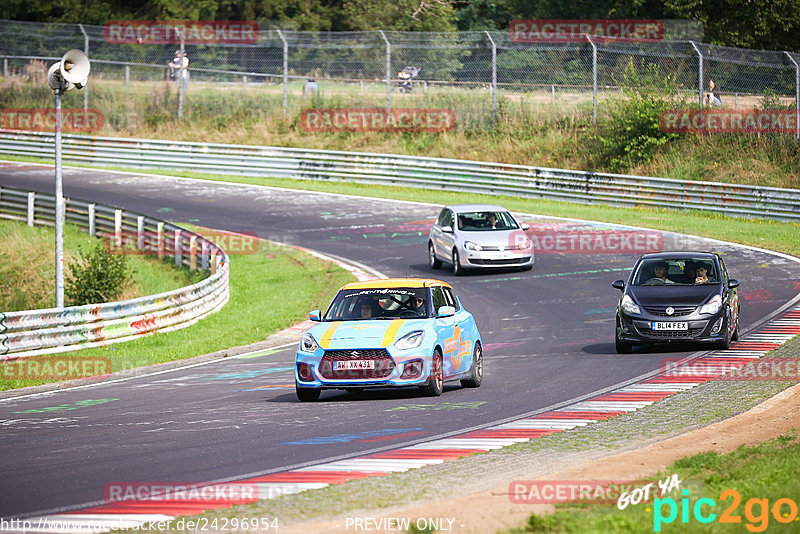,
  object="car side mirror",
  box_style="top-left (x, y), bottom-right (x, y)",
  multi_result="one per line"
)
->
top-left (521, 223), bottom-right (530, 231)
top-left (441, 225), bottom-right (453, 234)
top-left (437, 306), bottom-right (455, 318)
top-left (728, 279), bottom-right (740, 289)
top-left (308, 310), bottom-right (321, 321)
top-left (611, 280), bottom-right (625, 291)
